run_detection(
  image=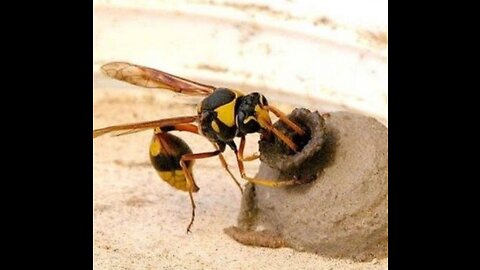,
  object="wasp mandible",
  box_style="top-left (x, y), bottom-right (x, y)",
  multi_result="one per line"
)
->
top-left (93, 62), bottom-right (306, 232)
